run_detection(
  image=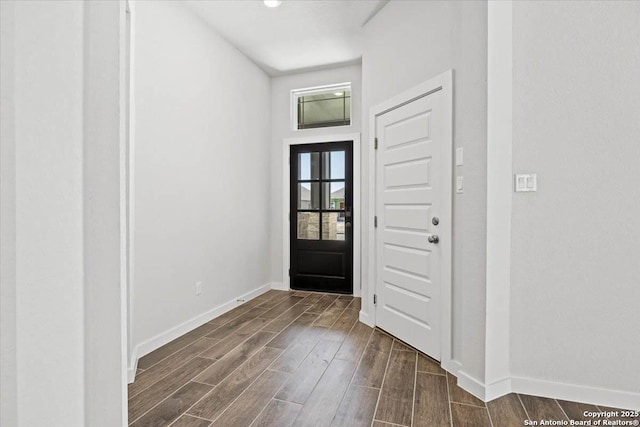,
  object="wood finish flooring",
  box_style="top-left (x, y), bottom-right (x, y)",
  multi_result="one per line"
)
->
top-left (129, 290), bottom-right (633, 427)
